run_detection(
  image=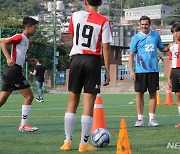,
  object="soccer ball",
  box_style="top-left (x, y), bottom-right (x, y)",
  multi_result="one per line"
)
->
top-left (91, 128), bottom-right (111, 147)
